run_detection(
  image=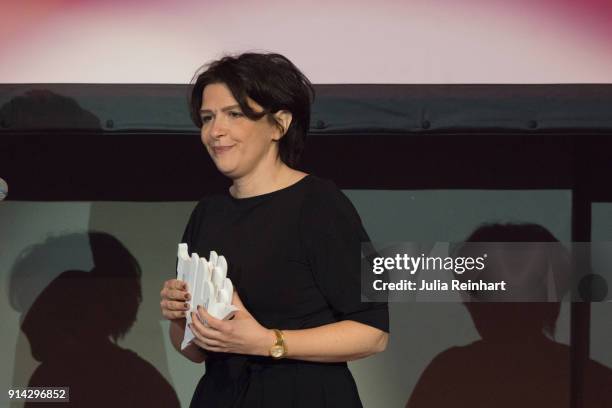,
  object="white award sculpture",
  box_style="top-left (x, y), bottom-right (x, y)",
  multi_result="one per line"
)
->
top-left (176, 243), bottom-right (238, 350)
